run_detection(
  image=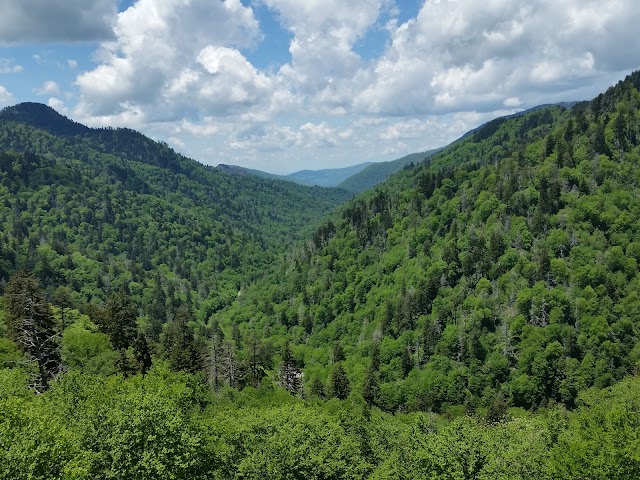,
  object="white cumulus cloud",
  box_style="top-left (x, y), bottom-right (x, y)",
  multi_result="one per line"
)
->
top-left (0, 85), bottom-right (14, 107)
top-left (34, 80), bottom-right (61, 96)
top-left (74, 0), bottom-right (264, 125)
top-left (354, 0), bottom-right (640, 116)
